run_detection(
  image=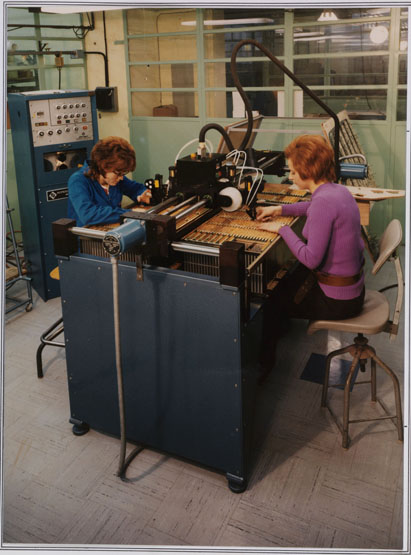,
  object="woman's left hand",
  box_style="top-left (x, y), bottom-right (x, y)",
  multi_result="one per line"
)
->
top-left (258, 221), bottom-right (284, 233)
top-left (138, 189), bottom-right (152, 204)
